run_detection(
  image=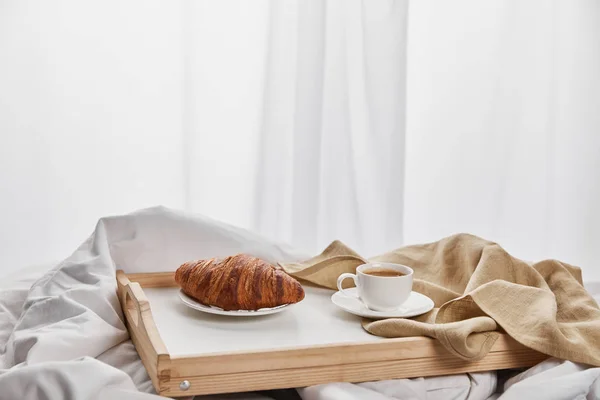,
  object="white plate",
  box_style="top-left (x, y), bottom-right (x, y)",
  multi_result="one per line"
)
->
top-left (178, 290), bottom-right (296, 317)
top-left (331, 288), bottom-right (434, 319)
